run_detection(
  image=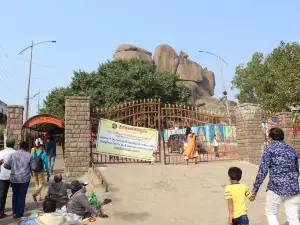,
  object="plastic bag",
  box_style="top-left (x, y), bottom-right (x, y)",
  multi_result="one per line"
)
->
top-left (64, 213), bottom-right (82, 224)
top-left (88, 192), bottom-right (99, 210)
